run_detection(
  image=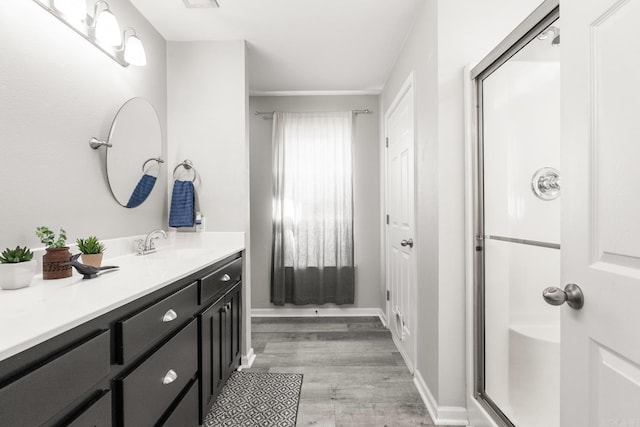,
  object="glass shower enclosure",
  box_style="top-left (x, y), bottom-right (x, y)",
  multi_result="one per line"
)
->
top-left (471, 2), bottom-right (561, 426)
